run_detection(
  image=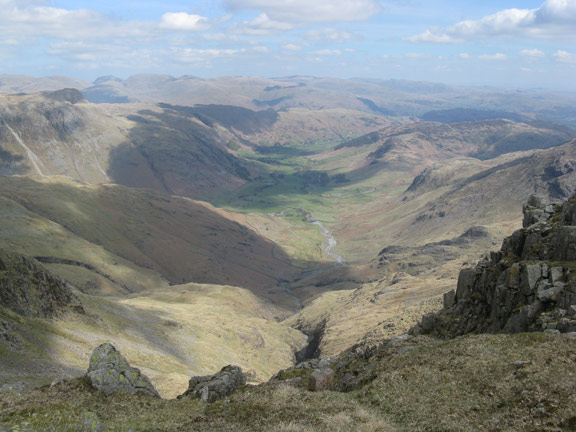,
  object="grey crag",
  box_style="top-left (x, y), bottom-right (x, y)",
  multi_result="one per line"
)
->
top-left (415, 192), bottom-right (576, 337)
top-left (178, 365), bottom-right (246, 403)
top-left (86, 343), bottom-right (159, 397)
top-left (0, 249), bottom-right (83, 319)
